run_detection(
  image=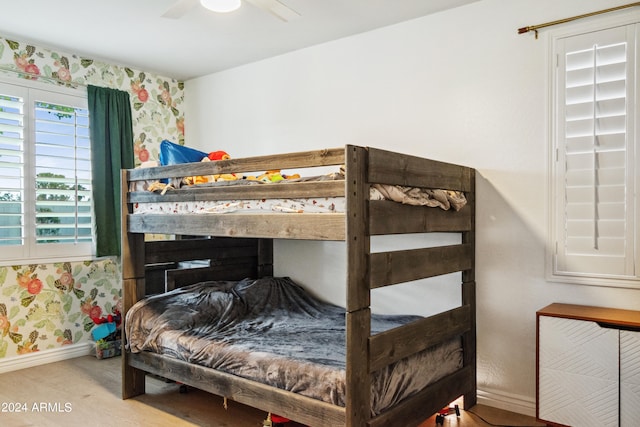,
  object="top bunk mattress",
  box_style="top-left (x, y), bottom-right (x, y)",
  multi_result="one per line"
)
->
top-left (125, 277), bottom-right (463, 415)
top-left (131, 171), bottom-right (468, 215)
